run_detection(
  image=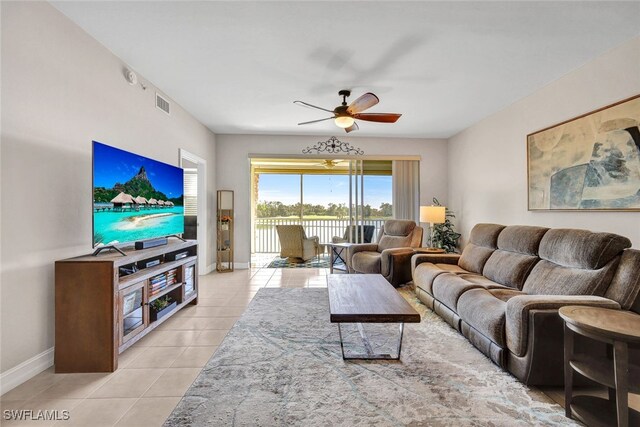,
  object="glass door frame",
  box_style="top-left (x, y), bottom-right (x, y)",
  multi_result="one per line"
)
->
top-left (249, 154), bottom-right (421, 250)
